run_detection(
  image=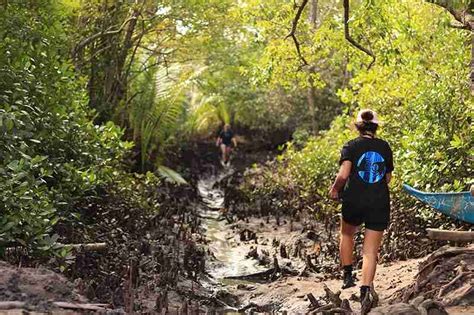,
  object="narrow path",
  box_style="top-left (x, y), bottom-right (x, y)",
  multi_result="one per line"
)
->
top-left (193, 163), bottom-right (474, 314)
top-left (197, 168), bottom-right (268, 280)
